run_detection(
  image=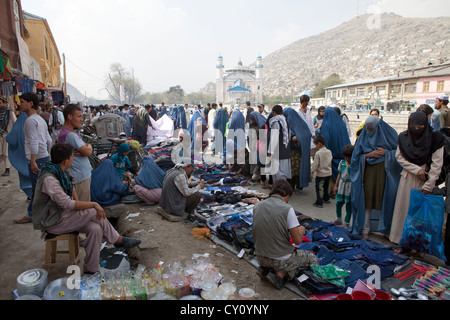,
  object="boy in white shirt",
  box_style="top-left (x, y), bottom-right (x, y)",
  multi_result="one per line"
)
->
top-left (311, 135), bottom-right (333, 208)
